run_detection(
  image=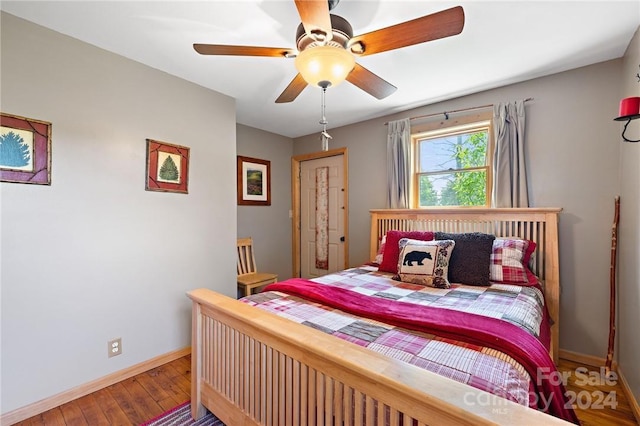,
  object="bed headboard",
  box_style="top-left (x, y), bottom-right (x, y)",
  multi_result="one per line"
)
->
top-left (370, 208), bottom-right (562, 362)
